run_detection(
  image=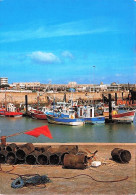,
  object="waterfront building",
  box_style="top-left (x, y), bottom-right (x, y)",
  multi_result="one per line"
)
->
top-left (12, 82), bottom-right (40, 90)
top-left (0, 77), bottom-right (8, 85)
